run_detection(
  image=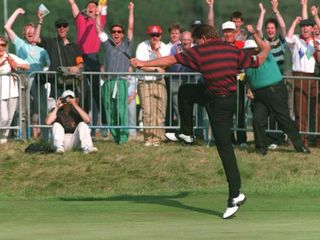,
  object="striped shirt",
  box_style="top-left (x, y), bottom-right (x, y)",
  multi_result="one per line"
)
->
top-left (102, 37), bottom-right (132, 72)
top-left (174, 38), bottom-right (259, 96)
top-left (265, 35), bottom-right (286, 73)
